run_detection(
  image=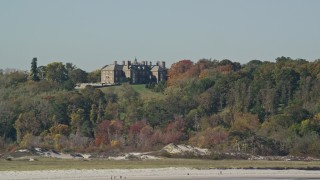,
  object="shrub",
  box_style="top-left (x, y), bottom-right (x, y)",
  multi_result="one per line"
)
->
top-left (111, 140), bottom-right (121, 149)
top-left (290, 132), bottom-right (320, 157)
top-left (19, 133), bottom-right (41, 148)
top-left (68, 134), bottom-right (90, 151)
top-left (189, 126), bottom-right (228, 148)
top-left (0, 136), bottom-right (5, 150)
